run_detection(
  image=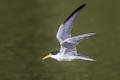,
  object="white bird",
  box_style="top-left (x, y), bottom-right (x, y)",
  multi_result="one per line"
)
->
top-left (42, 4), bottom-right (96, 61)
